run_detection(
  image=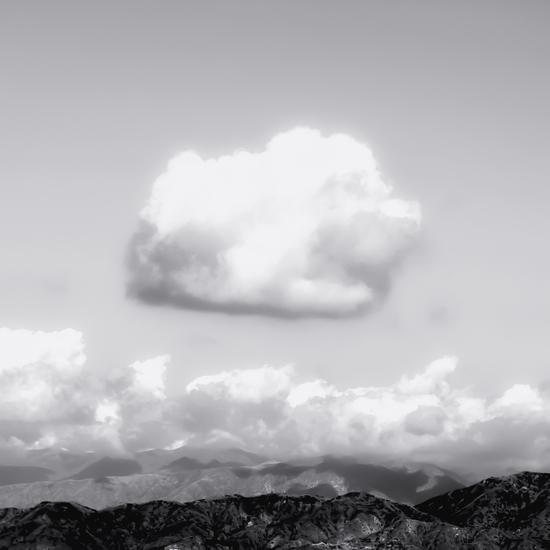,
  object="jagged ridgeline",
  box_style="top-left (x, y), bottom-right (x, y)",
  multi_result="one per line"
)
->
top-left (1, 472), bottom-right (550, 550)
top-left (0, 493), bottom-right (458, 549)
